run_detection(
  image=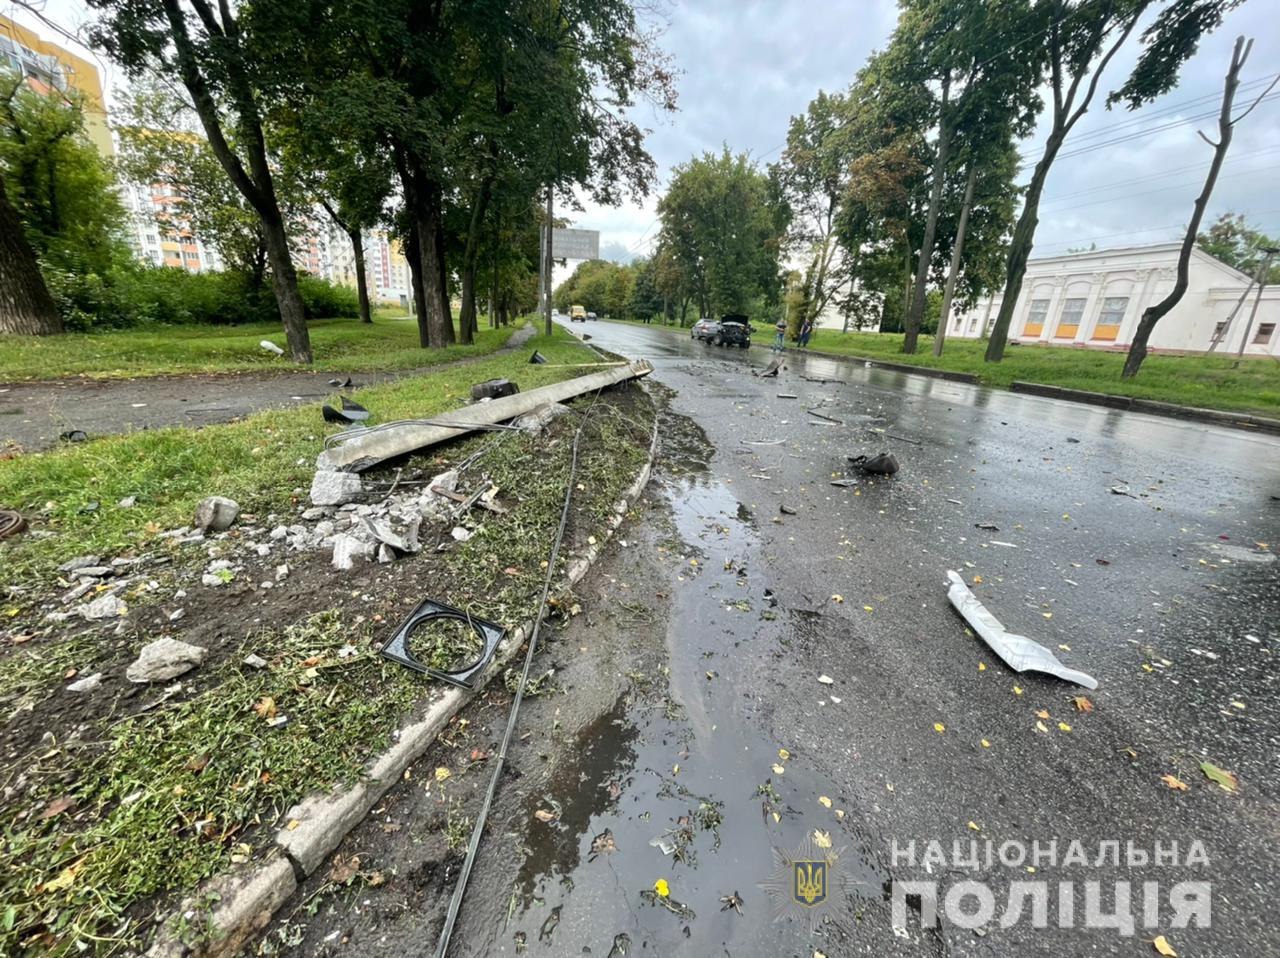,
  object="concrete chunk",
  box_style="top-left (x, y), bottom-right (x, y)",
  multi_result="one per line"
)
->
top-left (310, 470), bottom-right (364, 507)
